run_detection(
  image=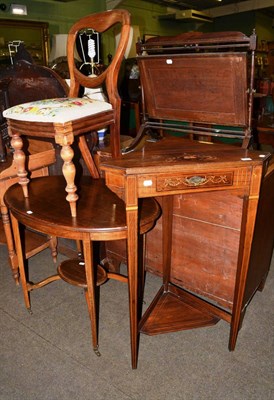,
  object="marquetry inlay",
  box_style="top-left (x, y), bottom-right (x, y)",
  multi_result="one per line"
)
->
top-left (156, 172), bottom-right (234, 191)
top-left (165, 154), bottom-right (218, 162)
